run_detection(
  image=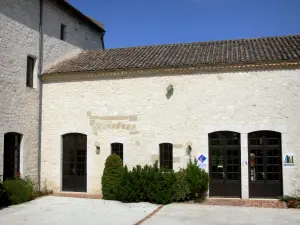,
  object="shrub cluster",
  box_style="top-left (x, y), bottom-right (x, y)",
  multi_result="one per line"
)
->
top-left (101, 156), bottom-right (209, 204)
top-left (278, 194), bottom-right (300, 208)
top-left (0, 174), bottom-right (53, 208)
top-left (2, 177), bottom-right (36, 205)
